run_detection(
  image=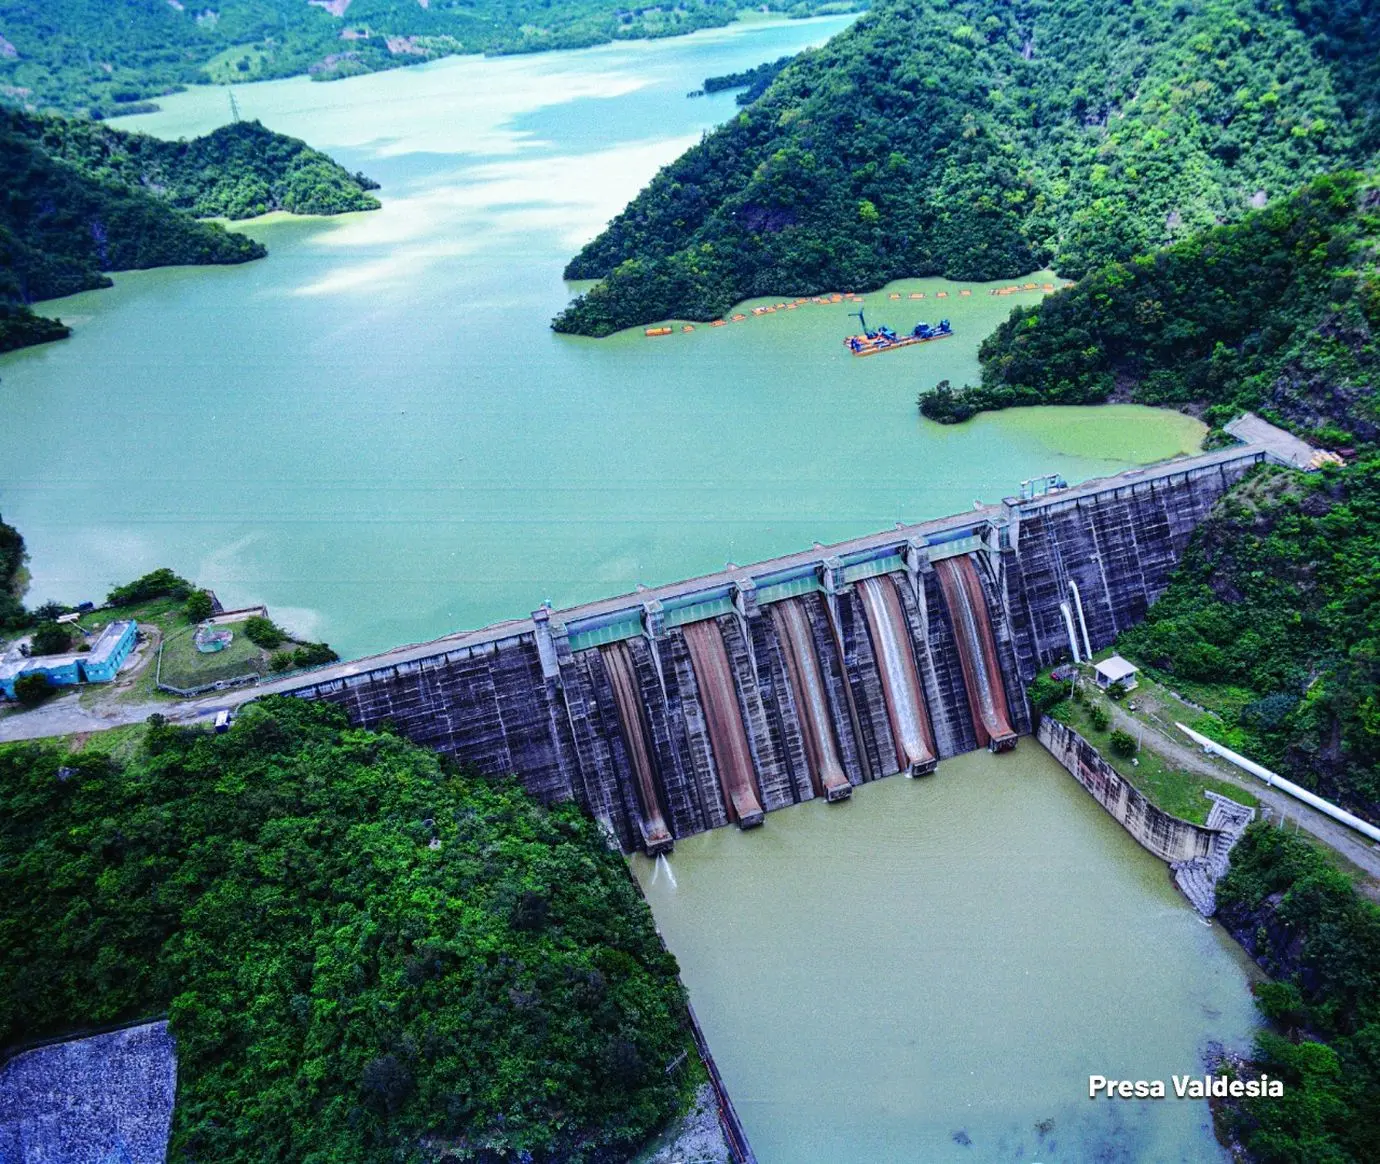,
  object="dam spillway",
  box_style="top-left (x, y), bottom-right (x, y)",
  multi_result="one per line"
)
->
top-left (279, 445), bottom-right (1268, 851)
top-left (934, 556), bottom-right (1018, 751)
